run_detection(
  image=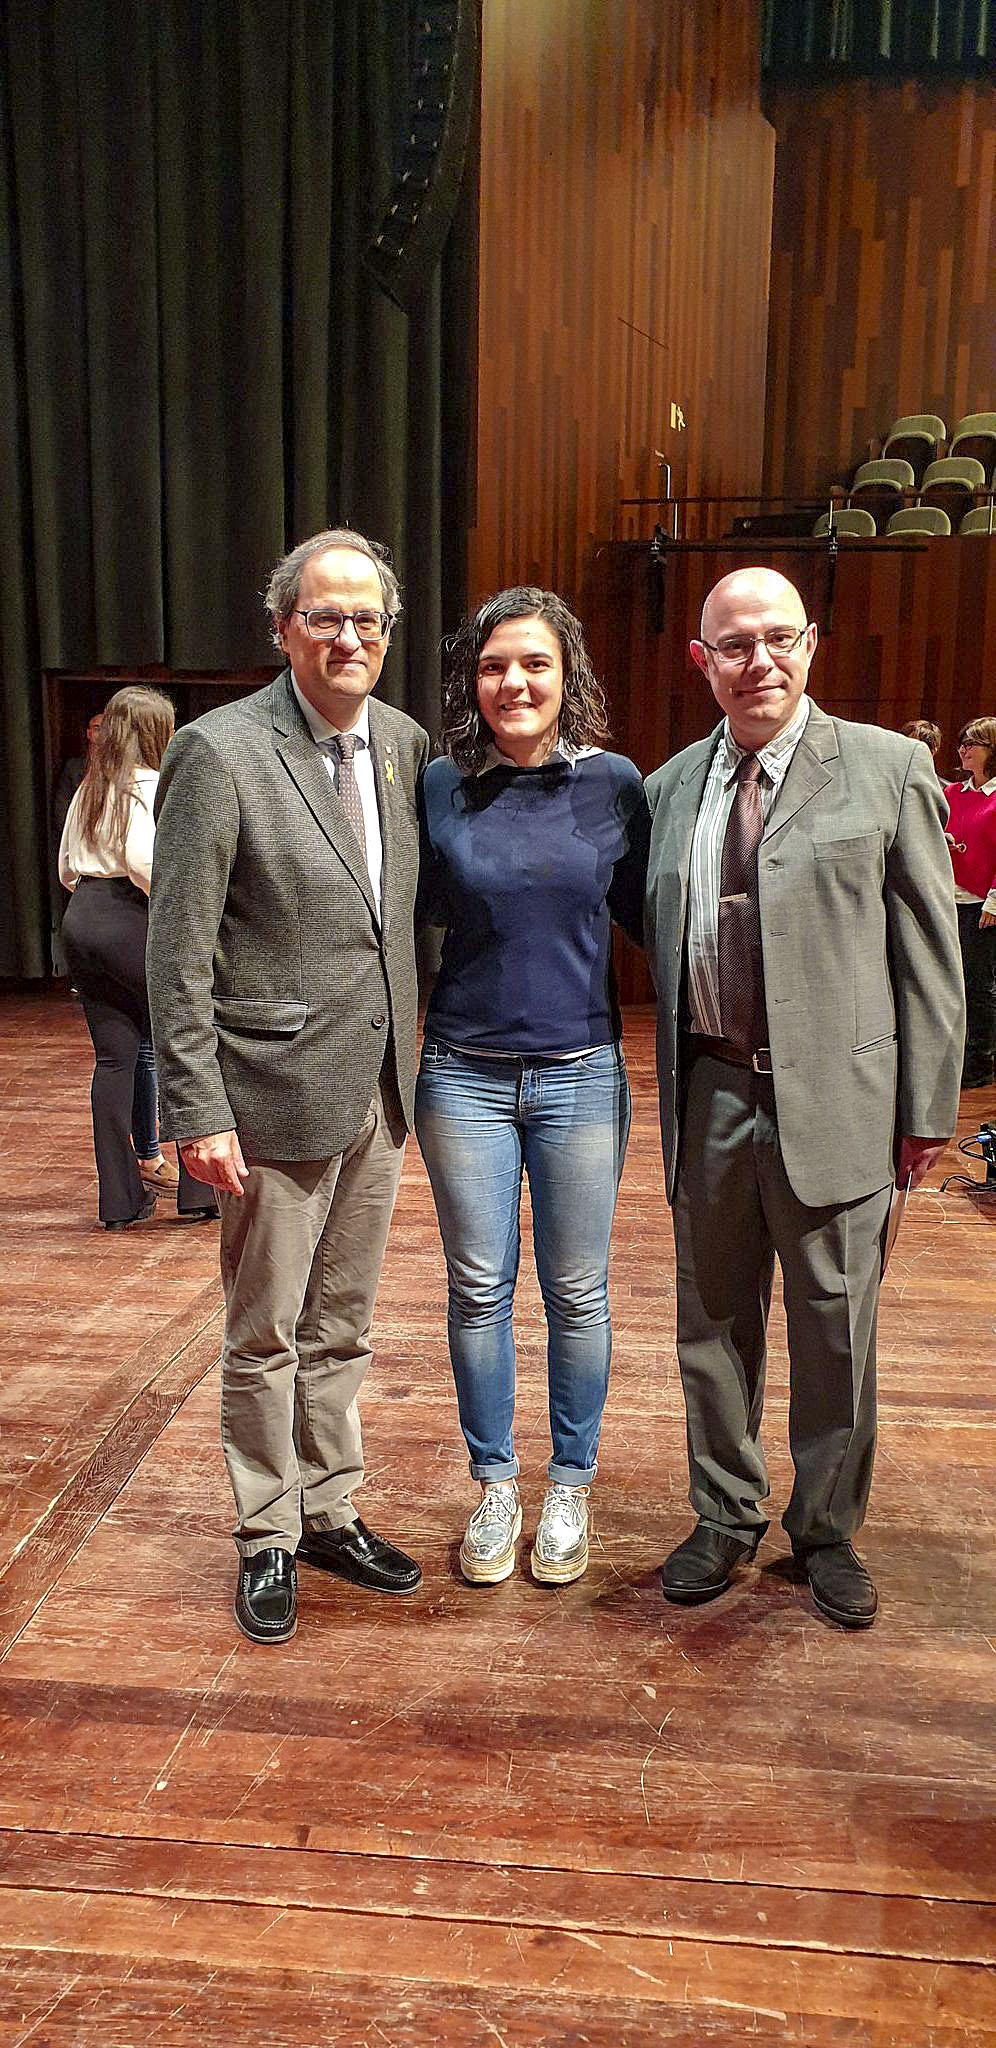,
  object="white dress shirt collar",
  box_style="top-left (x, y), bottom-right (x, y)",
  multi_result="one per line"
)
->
top-left (290, 675), bottom-right (372, 749)
top-left (476, 740), bottom-right (601, 777)
top-left (718, 693), bottom-right (811, 784)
